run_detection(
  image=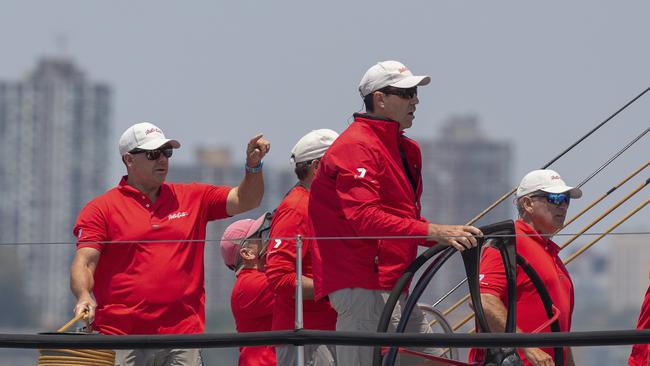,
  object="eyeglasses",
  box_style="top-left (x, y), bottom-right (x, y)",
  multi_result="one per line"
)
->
top-left (129, 148), bottom-right (173, 160)
top-left (531, 192), bottom-right (571, 206)
top-left (378, 86), bottom-right (418, 99)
